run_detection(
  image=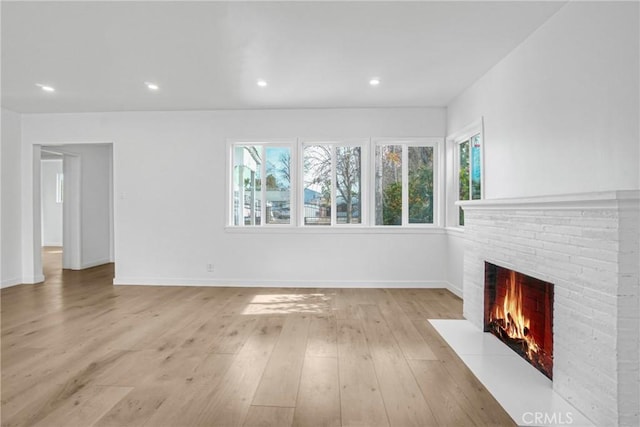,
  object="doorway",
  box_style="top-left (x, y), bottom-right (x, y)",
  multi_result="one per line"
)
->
top-left (37, 143), bottom-right (114, 277)
top-left (40, 150), bottom-right (64, 273)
